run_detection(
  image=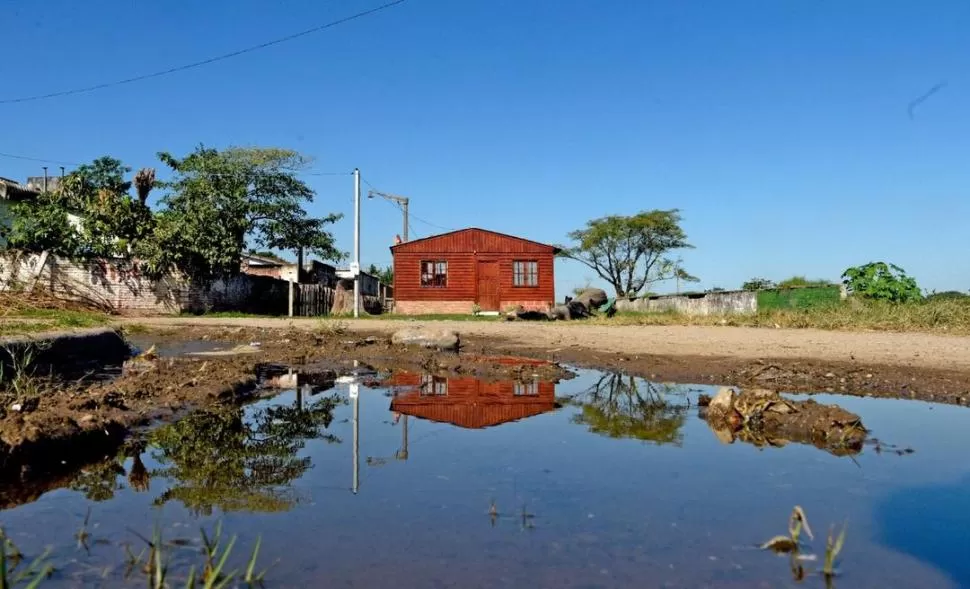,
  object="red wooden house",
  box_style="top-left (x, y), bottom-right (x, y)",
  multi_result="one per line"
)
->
top-left (390, 228), bottom-right (558, 315)
top-left (387, 372), bottom-right (558, 429)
